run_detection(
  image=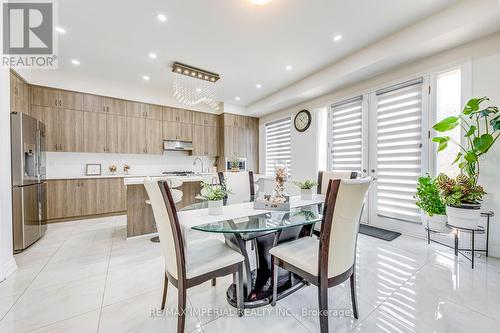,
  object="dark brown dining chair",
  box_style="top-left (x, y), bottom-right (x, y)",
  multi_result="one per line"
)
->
top-left (270, 178), bottom-right (371, 333)
top-left (144, 179), bottom-right (245, 333)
